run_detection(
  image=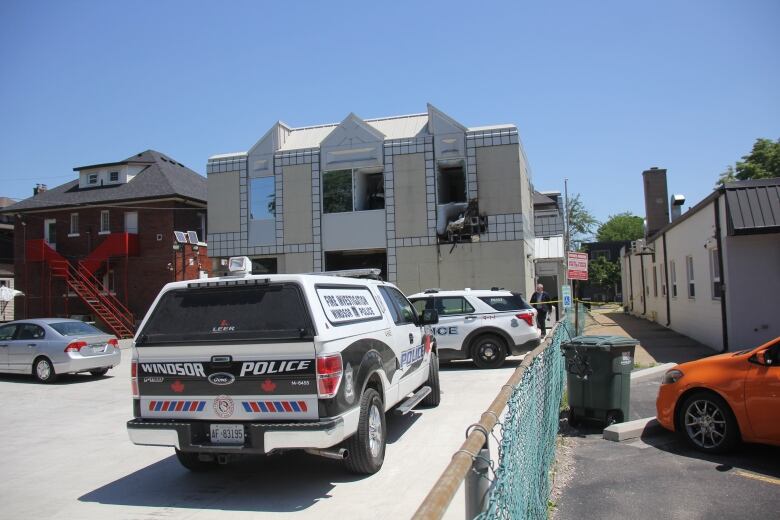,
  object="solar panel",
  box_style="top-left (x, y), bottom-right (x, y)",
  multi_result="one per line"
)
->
top-left (187, 230), bottom-right (199, 245)
top-left (173, 231), bottom-right (188, 244)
